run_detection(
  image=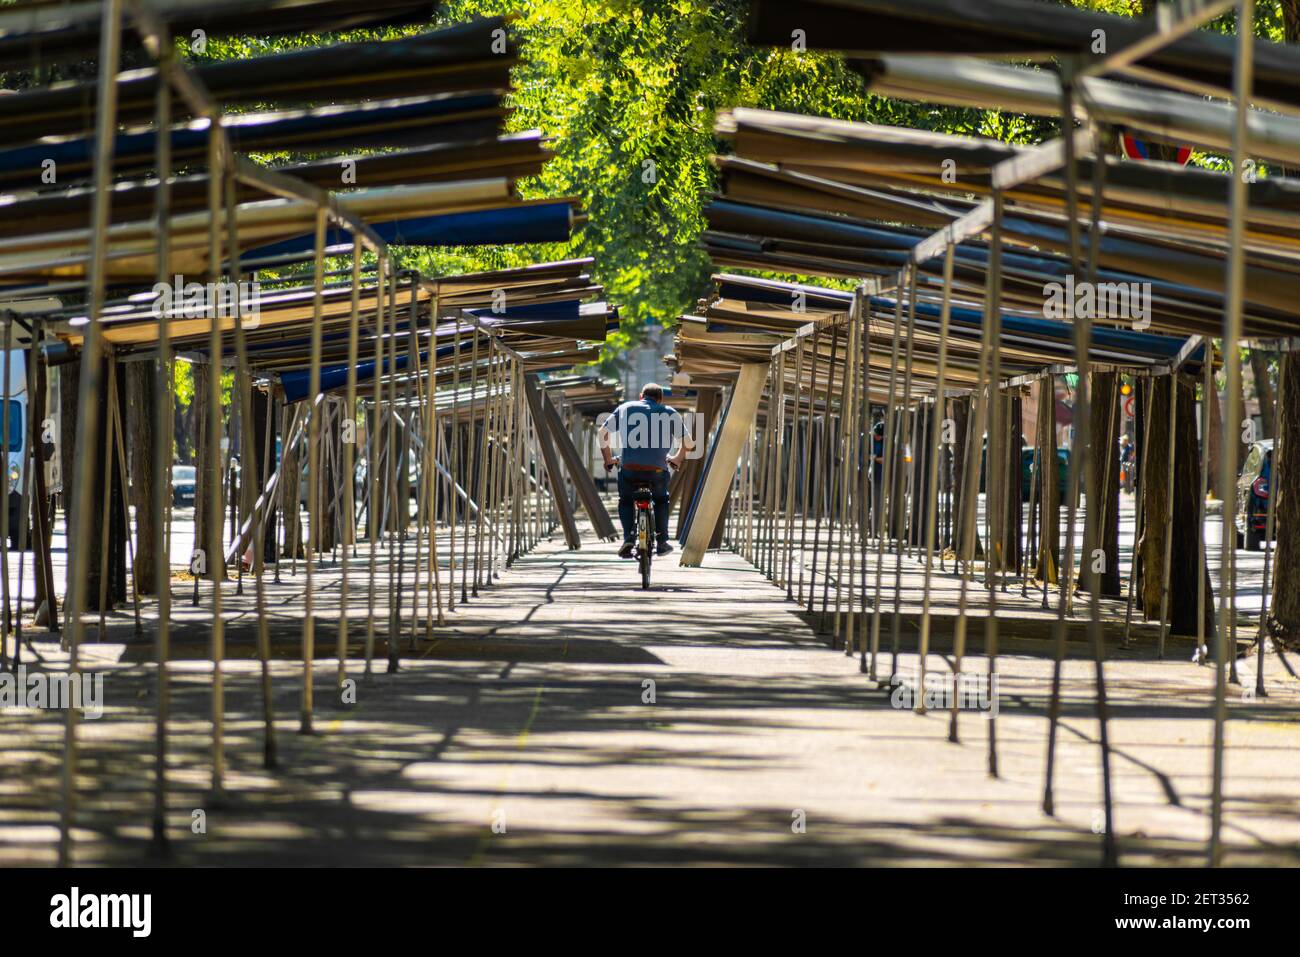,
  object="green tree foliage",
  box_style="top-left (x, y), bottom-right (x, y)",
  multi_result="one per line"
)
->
top-left (418, 0), bottom-right (1055, 361)
top-left (189, 1), bottom-right (1299, 369)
